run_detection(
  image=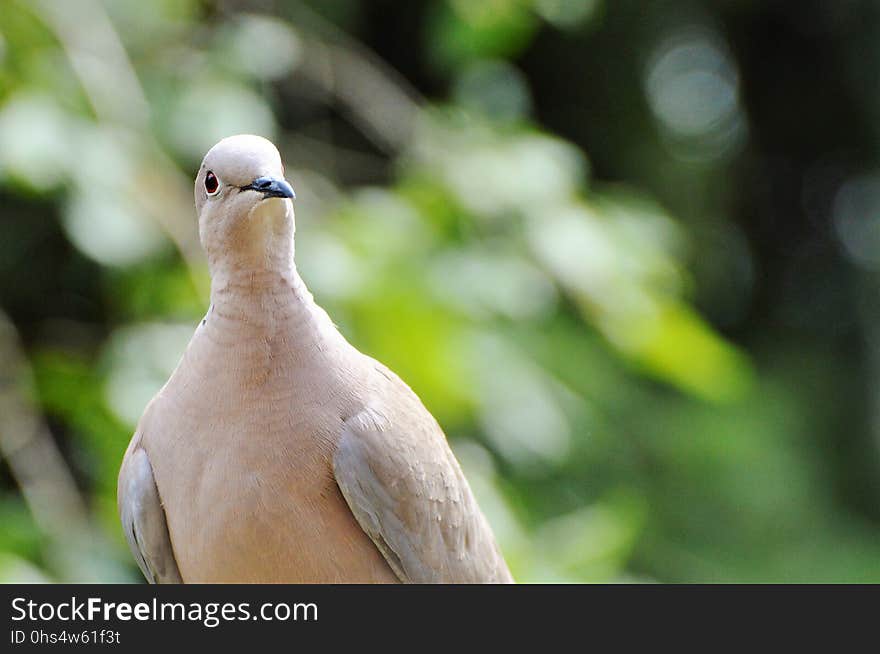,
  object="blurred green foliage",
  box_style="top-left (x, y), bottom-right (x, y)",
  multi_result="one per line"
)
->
top-left (2, 0), bottom-right (880, 582)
